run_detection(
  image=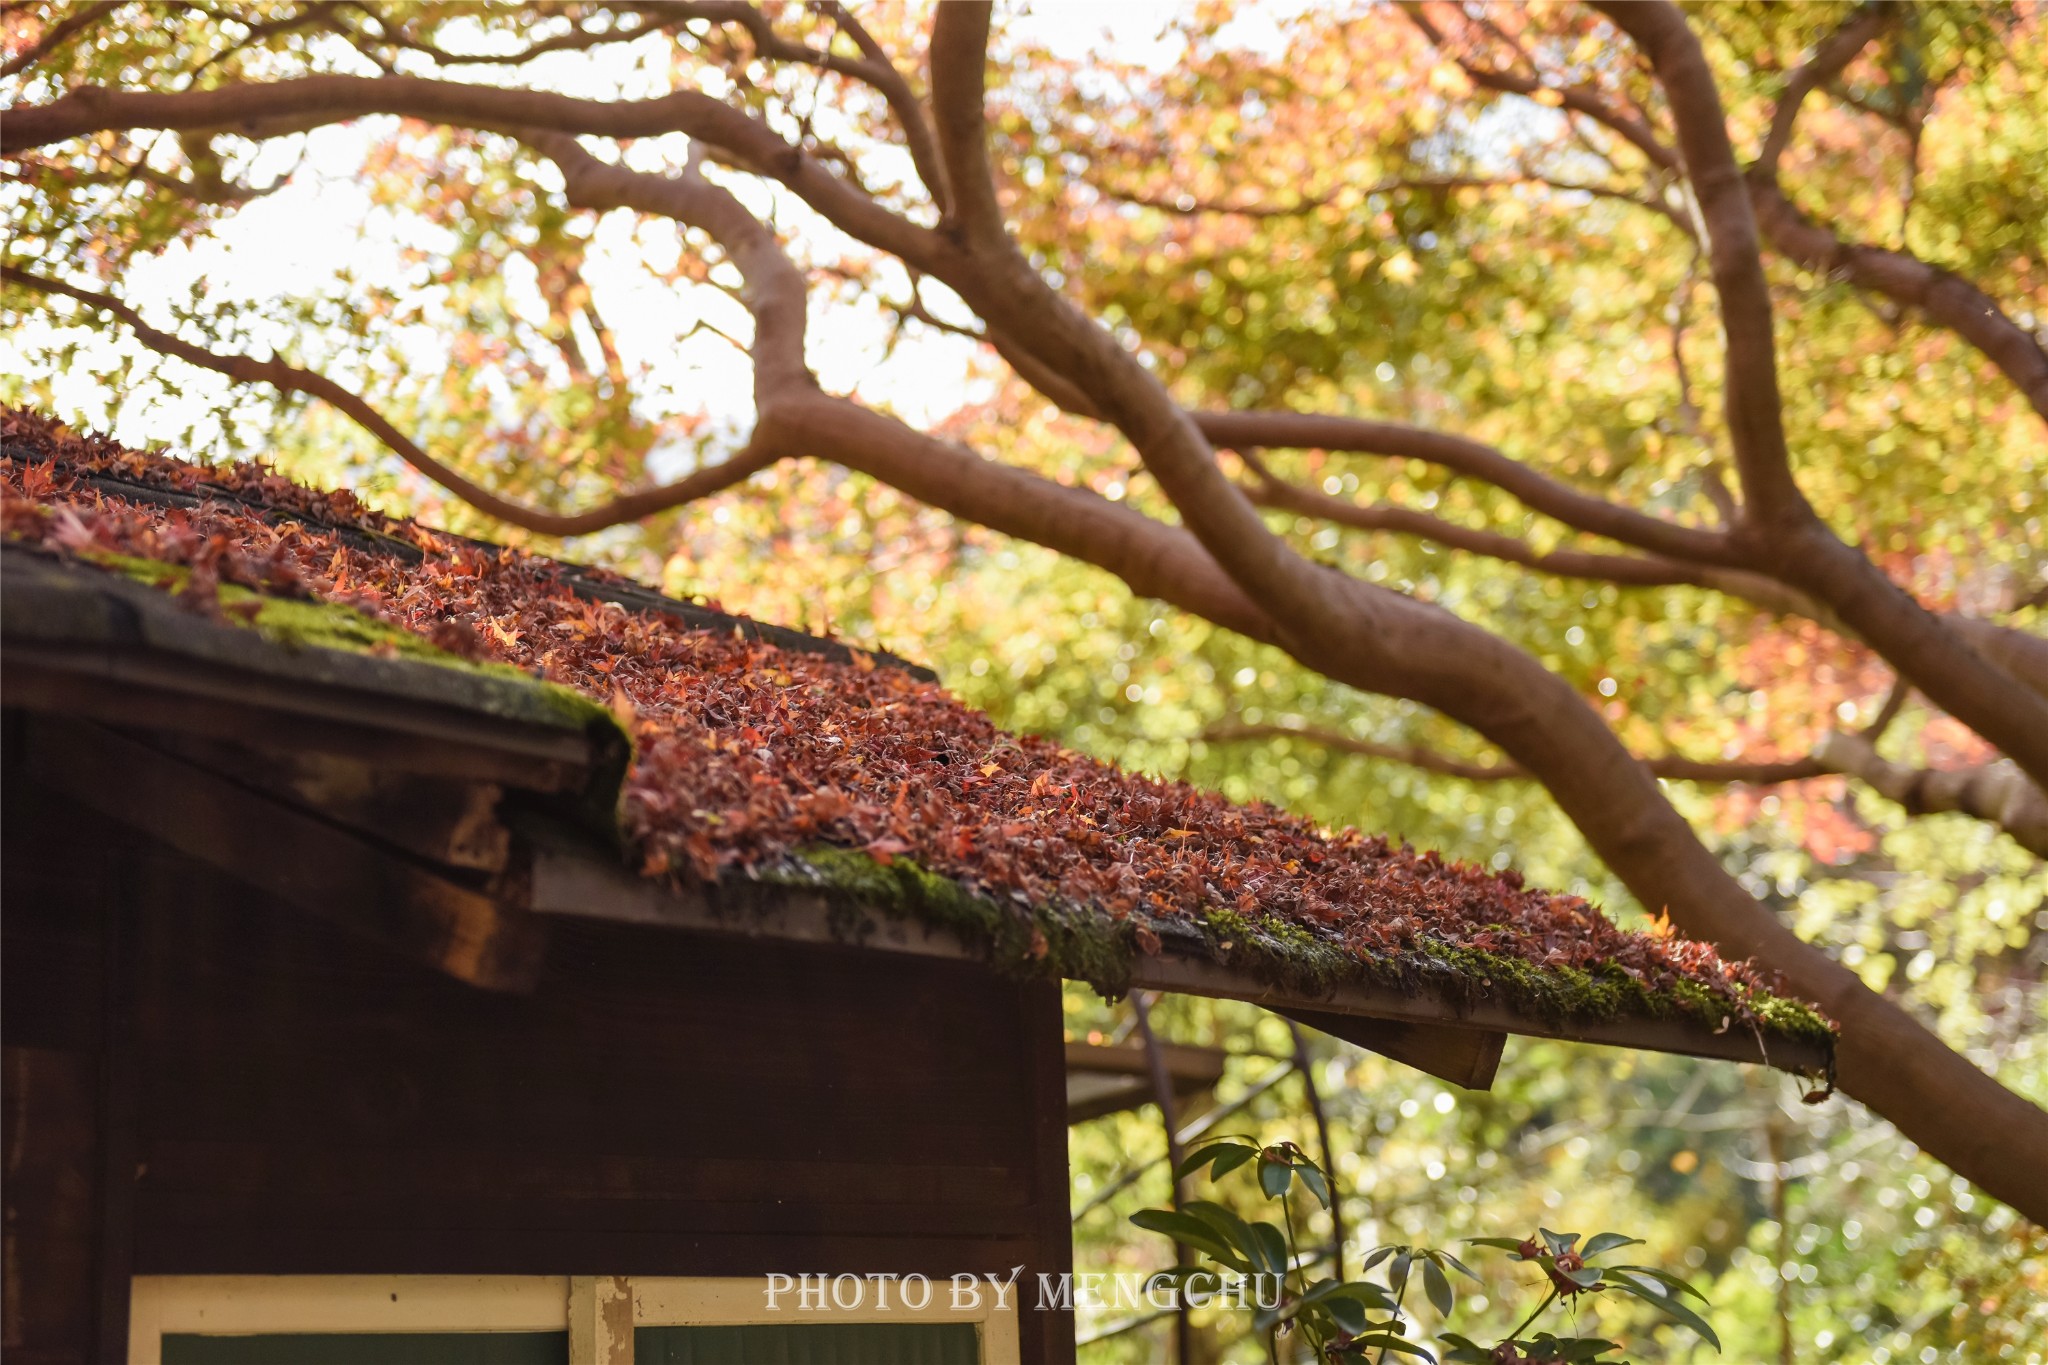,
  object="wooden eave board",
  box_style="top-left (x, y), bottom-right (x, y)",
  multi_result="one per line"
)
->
top-left (527, 842), bottom-right (1831, 1080)
top-left (1, 547), bottom-right (611, 791)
